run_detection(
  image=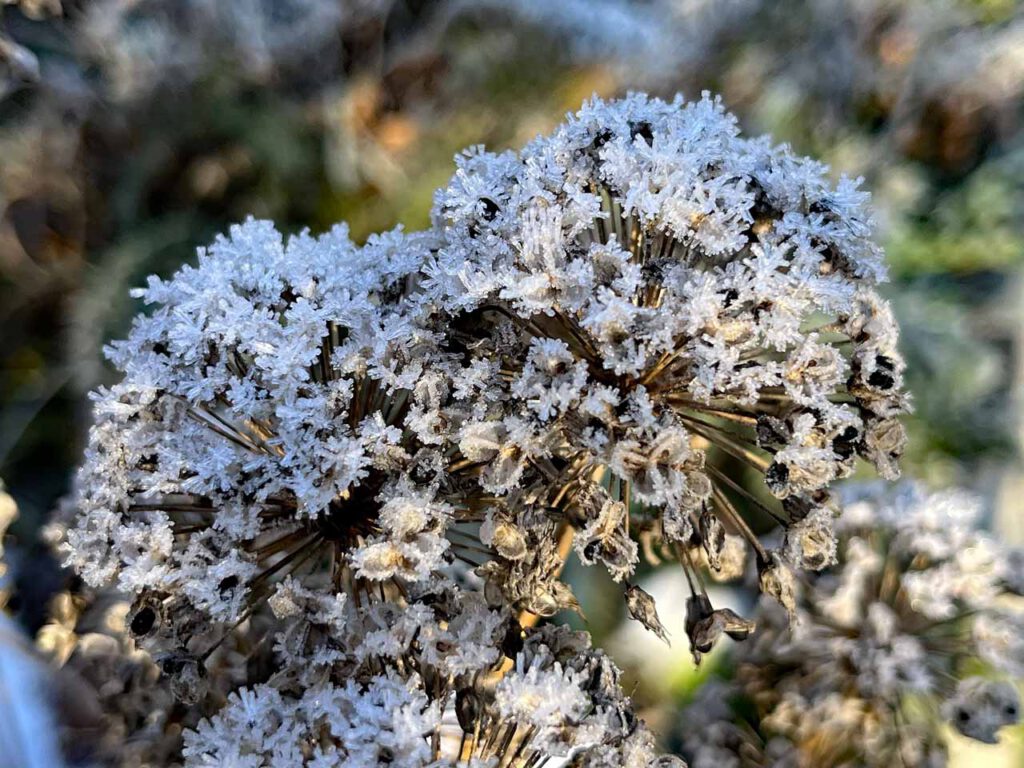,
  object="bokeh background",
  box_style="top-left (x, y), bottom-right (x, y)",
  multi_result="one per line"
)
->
top-left (1, 0), bottom-right (1022, 764)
